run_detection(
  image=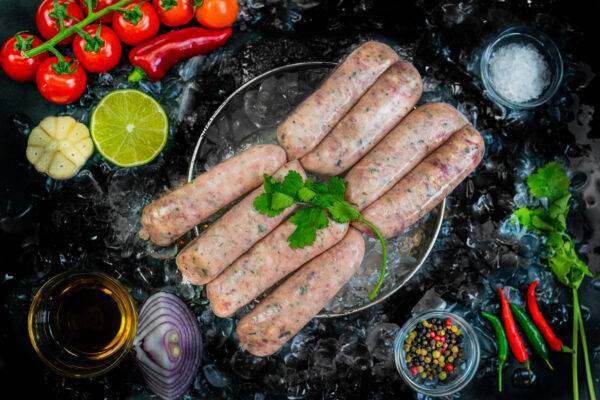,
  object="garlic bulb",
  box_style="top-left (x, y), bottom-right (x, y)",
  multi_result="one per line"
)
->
top-left (26, 116), bottom-right (95, 180)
